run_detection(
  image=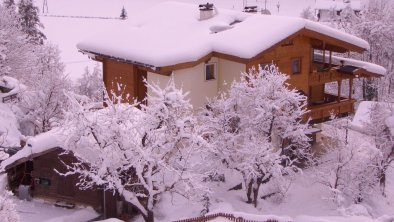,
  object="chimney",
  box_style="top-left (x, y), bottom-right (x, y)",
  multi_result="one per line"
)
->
top-left (199, 3), bottom-right (214, 20)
